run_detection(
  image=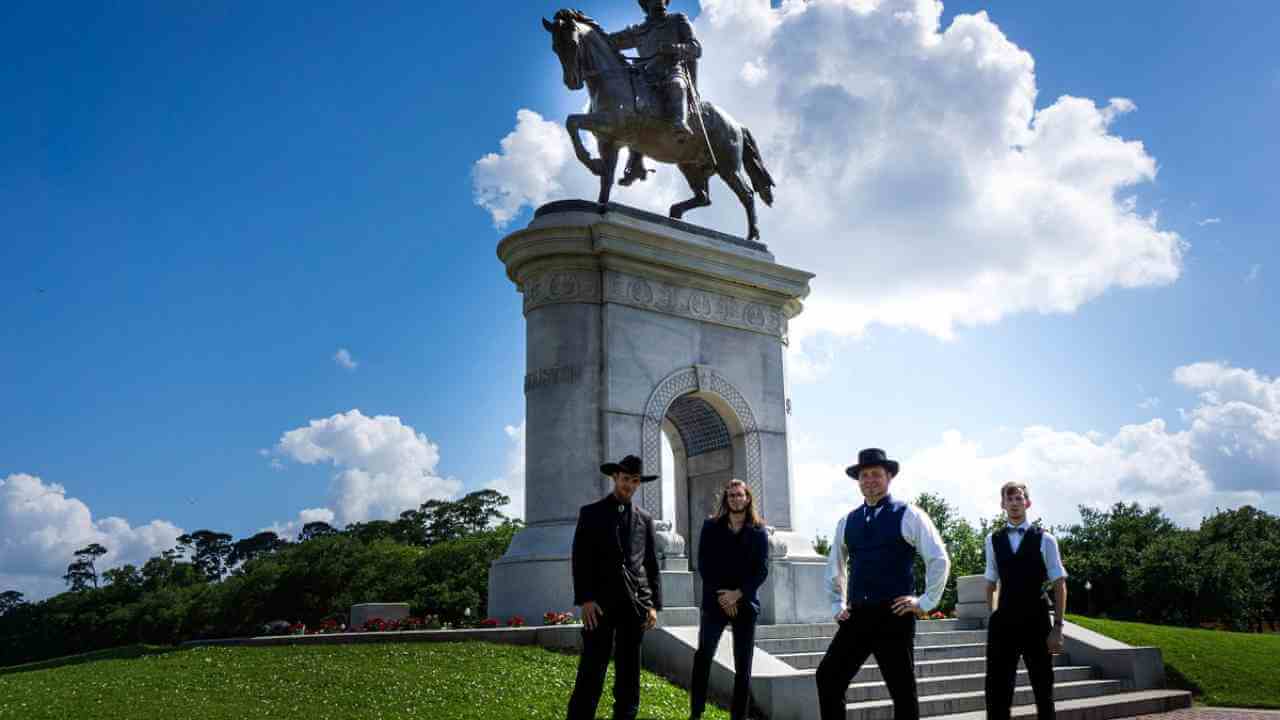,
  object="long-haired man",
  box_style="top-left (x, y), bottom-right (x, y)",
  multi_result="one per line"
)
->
top-left (689, 478), bottom-right (769, 720)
